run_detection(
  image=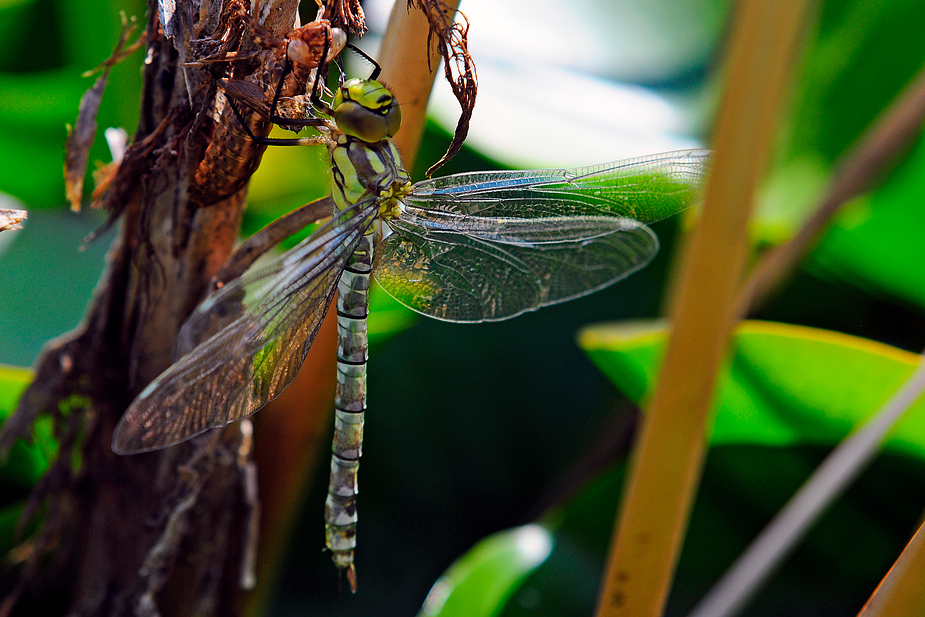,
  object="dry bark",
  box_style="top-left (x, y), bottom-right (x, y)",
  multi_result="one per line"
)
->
top-left (0, 1), bottom-right (300, 614)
